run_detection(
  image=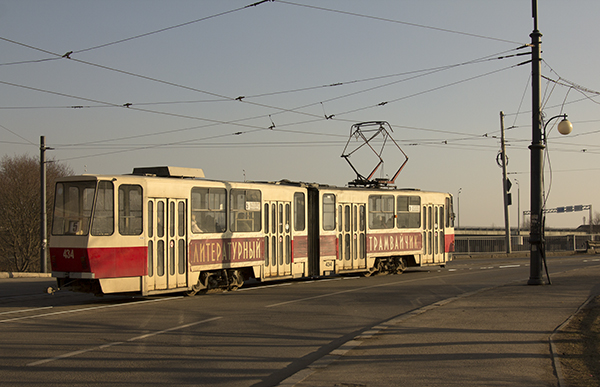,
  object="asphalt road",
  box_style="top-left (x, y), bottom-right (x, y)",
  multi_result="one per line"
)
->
top-left (0, 255), bottom-right (594, 387)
